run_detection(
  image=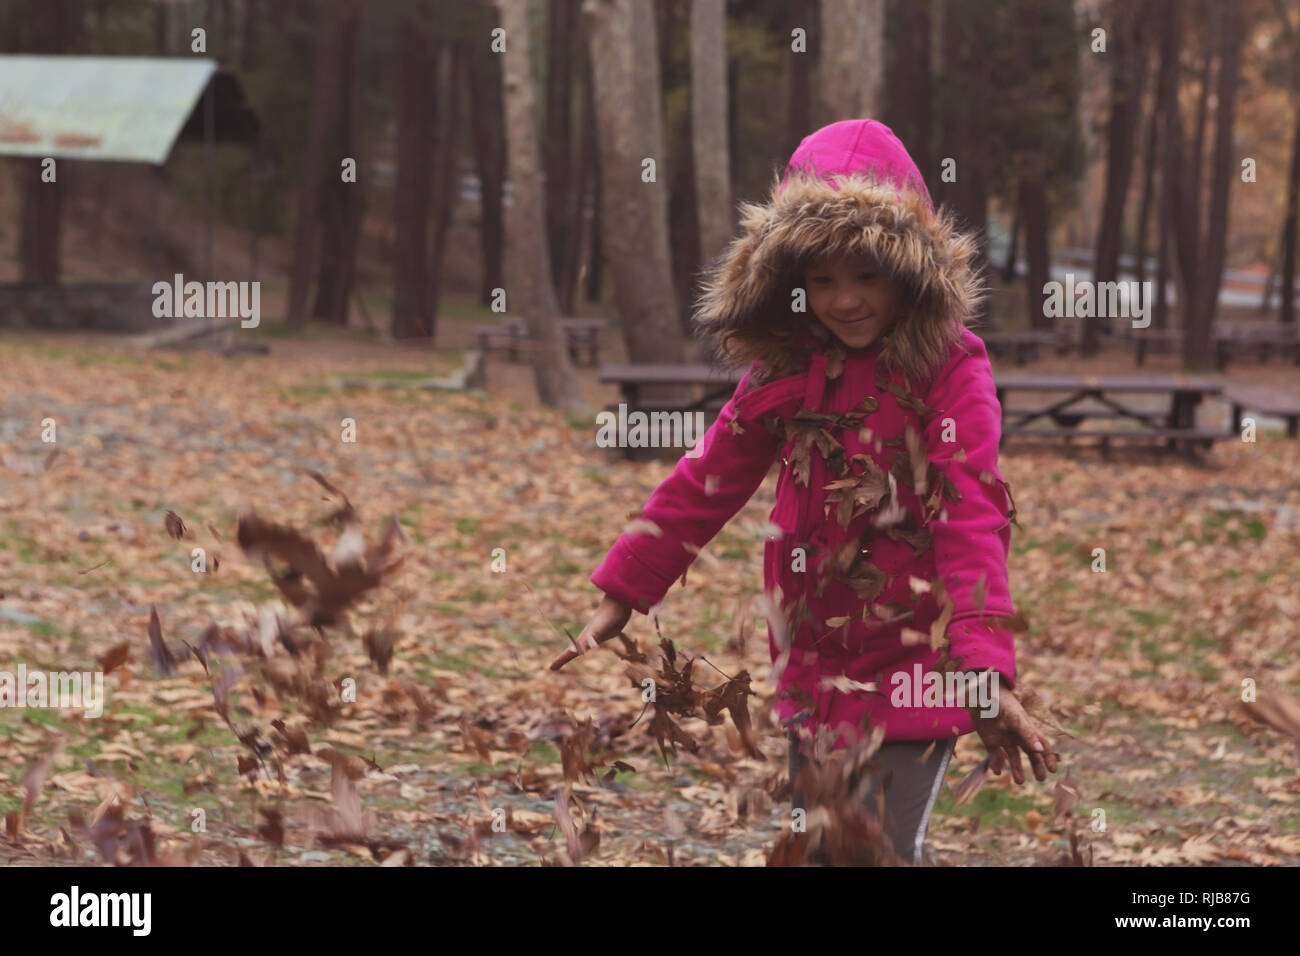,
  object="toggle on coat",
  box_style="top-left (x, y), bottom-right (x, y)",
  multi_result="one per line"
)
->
top-left (591, 119), bottom-right (1020, 745)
